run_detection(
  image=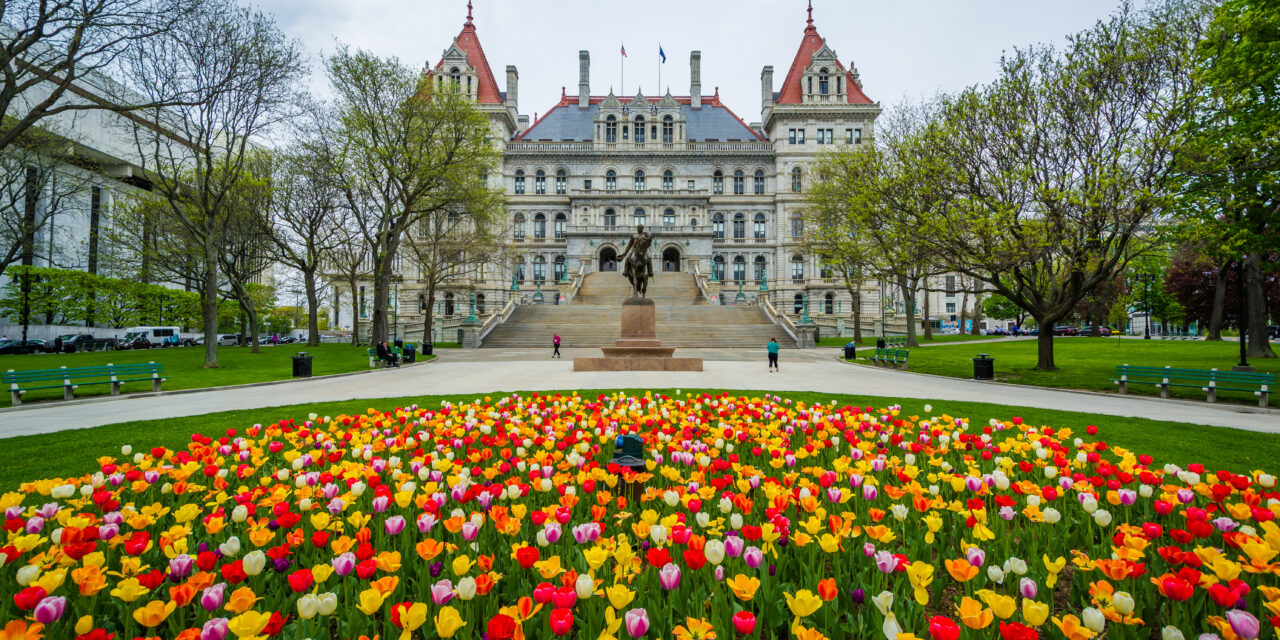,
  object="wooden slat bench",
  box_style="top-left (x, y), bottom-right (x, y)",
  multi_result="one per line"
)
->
top-left (3, 362), bottom-right (165, 406)
top-left (870, 348), bottom-right (910, 370)
top-left (367, 347), bottom-right (404, 368)
top-left (1110, 364), bottom-right (1273, 408)
top-left (884, 337), bottom-right (907, 348)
